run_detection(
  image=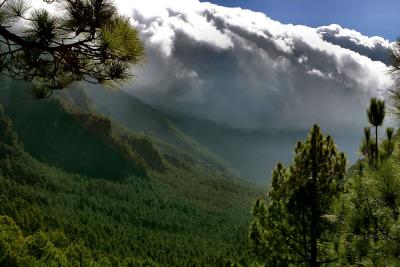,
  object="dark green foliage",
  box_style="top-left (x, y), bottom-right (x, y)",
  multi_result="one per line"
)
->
top-left (0, 83), bottom-right (147, 179)
top-left (0, 215), bottom-right (158, 266)
top-left (360, 127), bottom-right (376, 167)
top-left (0, 83), bottom-right (261, 265)
top-left (382, 127), bottom-right (395, 158)
top-left (0, 0), bottom-right (144, 96)
top-left (338, 158), bottom-right (400, 266)
top-left (333, 98), bottom-right (398, 265)
top-left (0, 156), bottom-right (252, 266)
top-left (335, 48), bottom-right (400, 265)
top-left (121, 134), bottom-right (165, 172)
top-left (386, 127), bottom-right (394, 141)
top-left (367, 98), bottom-right (386, 128)
top-left (82, 85), bottom-right (238, 177)
top-left (366, 97), bottom-right (385, 166)
top-left (249, 125), bottom-right (346, 267)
